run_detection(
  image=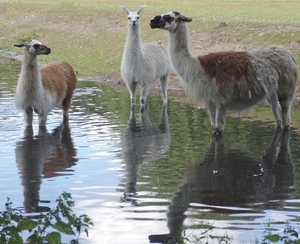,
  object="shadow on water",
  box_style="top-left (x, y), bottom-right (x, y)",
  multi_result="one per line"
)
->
top-left (15, 121), bottom-right (78, 213)
top-left (149, 128), bottom-right (294, 244)
top-left (121, 103), bottom-right (170, 206)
